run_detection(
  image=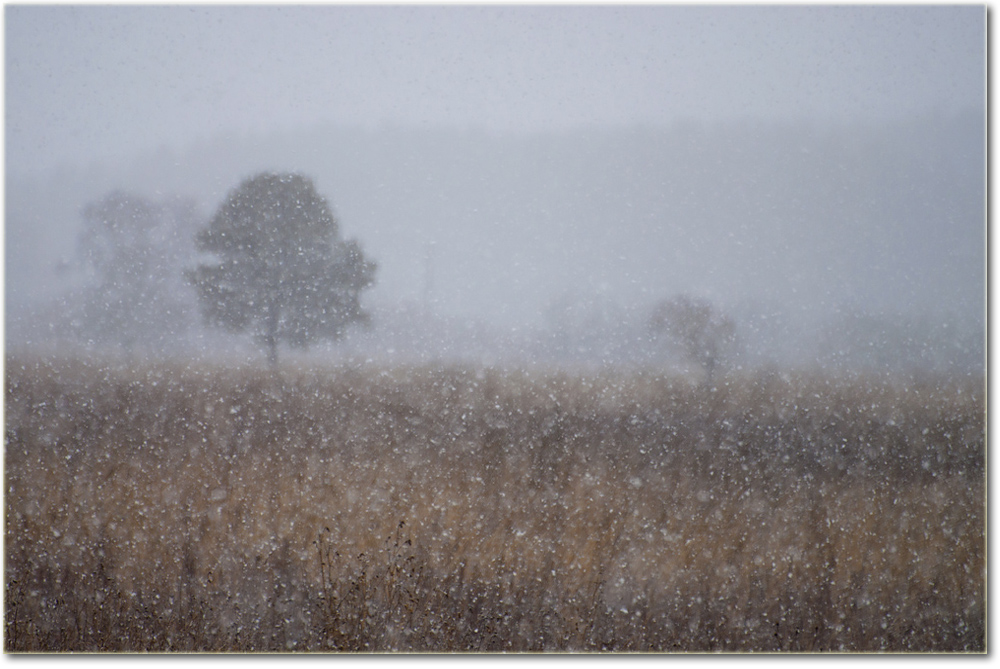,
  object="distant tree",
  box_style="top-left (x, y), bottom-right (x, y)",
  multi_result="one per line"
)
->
top-left (67, 191), bottom-right (200, 353)
top-left (649, 294), bottom-right (738, 385)
top-left (188, 172), bottom-right (376, 364)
